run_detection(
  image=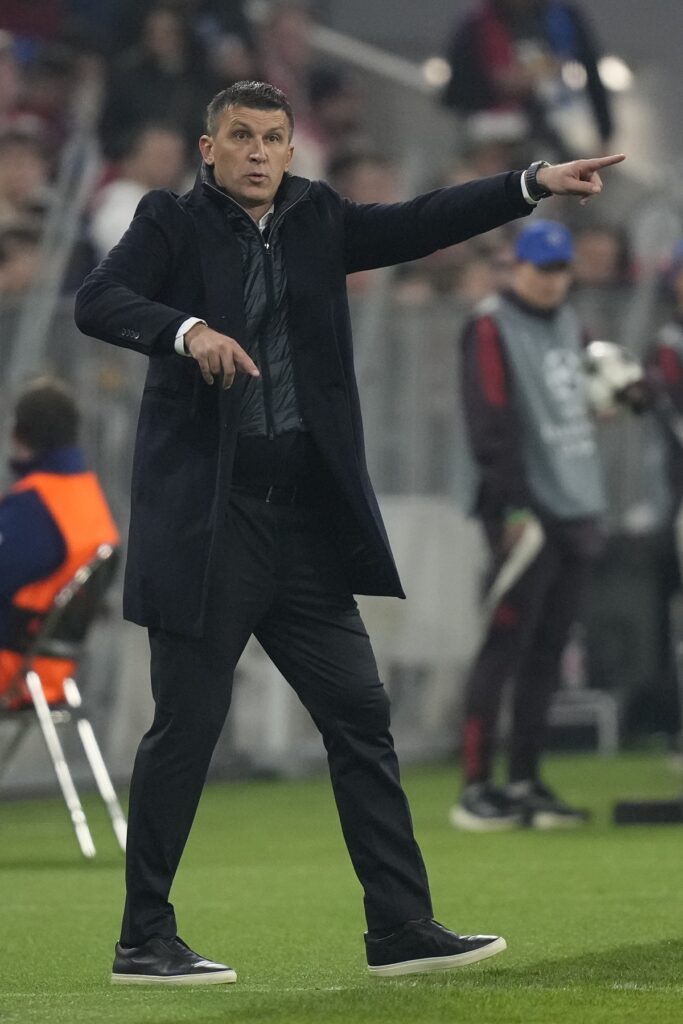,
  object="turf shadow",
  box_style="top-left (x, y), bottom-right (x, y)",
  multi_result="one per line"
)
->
top-left (0, 857), bottom-right (122, 871)
top-left (473, 937), bottom-right (683, 991)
